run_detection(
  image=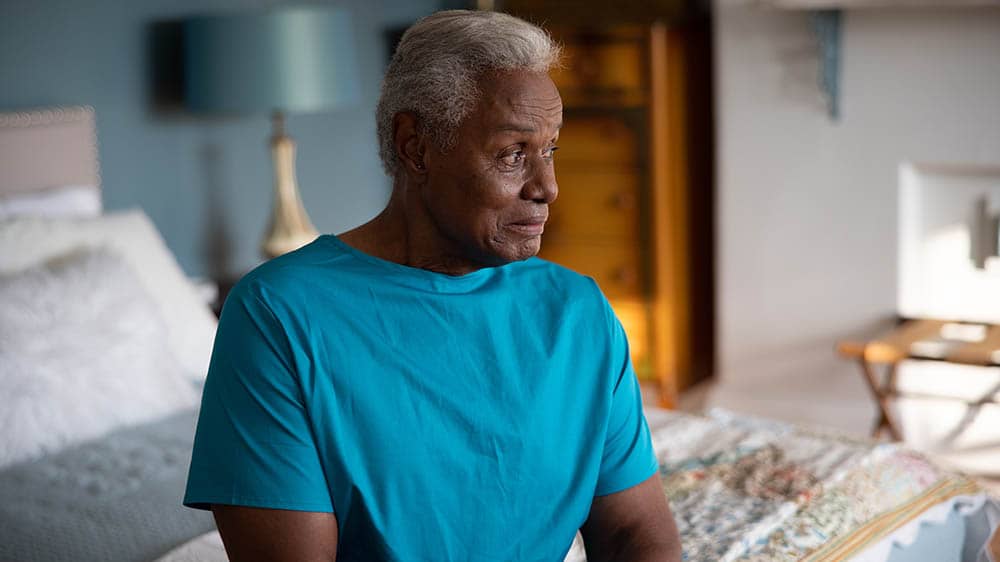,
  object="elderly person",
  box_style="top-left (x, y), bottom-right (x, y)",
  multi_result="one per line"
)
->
top-left (184, 9), bottom-right (681, 562)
